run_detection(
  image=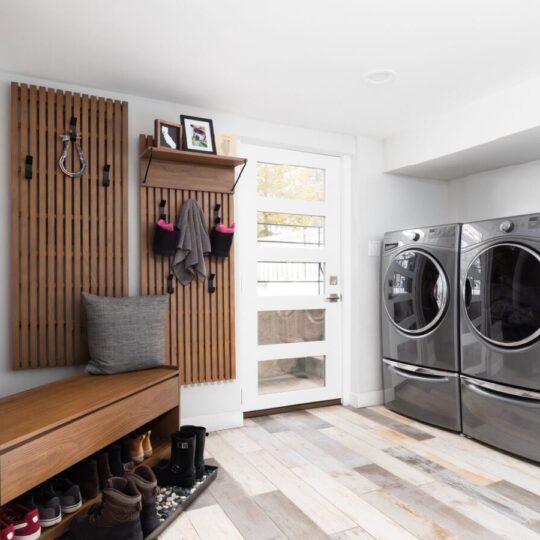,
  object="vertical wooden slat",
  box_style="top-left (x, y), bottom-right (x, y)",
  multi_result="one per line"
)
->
top-left (105, 99), bottom-right (114, 297)
top-left (89, 96), bottom-right (98, 294)
top-left (37, 87), bottom-right (47, 366)
top-left (46, 88), bottom-right (56, 365)
top-left (80, 94), bottom-right (90, 363)
top-left (97, 98), bottom-right (106, 297)
top-left (20, 84), bottom-right (29, 368)
top-left (122, 105), bottom-right (129, 296)
top-left (203, 191), bottom-right (211, 381)
top-left (114, 101), bottom-right (122, 296)
top-left (209, 191), bottom-right (218, 381)
top-left (223, 193), bottom-right (231, 380)
top-left (183, 190), bottom-right (192, 384)
top-left (11, 83), bottom-right (21, 369)
top-left (148, 188), bottom-right (155, 296)
top-left (229, 193), bottom-right (236, 379)
top-left (72, 92), bottom-right (81, 363)
top-left (195, 190), bottom-right (204, 381)
top-left (63, 92), bottom-right (73, 365)
top-left (55, 89), bottom-right (65, 365)
top-left (174, 189), bottom-right (186, 372)
top-left (216, 194), bottom-right (224, 380)
top-left (27, 85), bottom-right (38, 367)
